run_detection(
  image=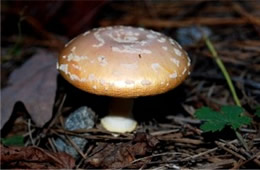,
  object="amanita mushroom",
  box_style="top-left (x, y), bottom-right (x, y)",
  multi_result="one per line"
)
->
top-left (57, 26), bottom-right (191, 133)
